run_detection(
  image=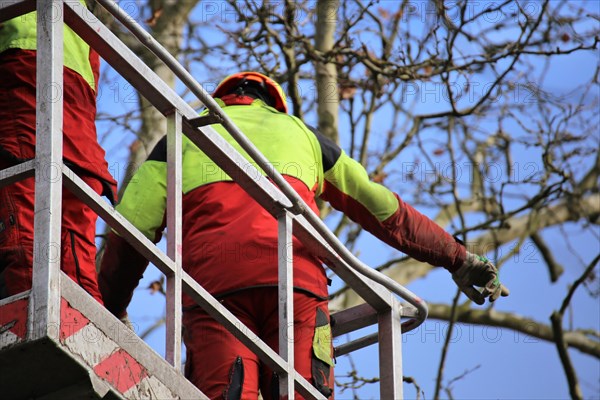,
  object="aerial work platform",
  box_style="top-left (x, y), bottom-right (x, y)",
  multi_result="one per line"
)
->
top-left (0, 1), bottom-right (428, 399)
top-left (0, 278), bottom-right (201, 399)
